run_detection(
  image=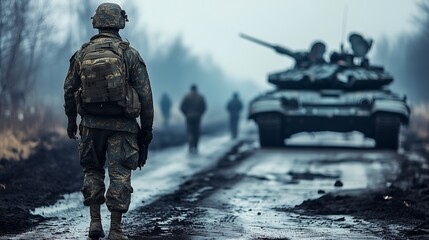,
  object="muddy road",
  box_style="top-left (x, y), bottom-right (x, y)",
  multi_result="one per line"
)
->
top-left (2, 131), bottom-right (429, 239)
